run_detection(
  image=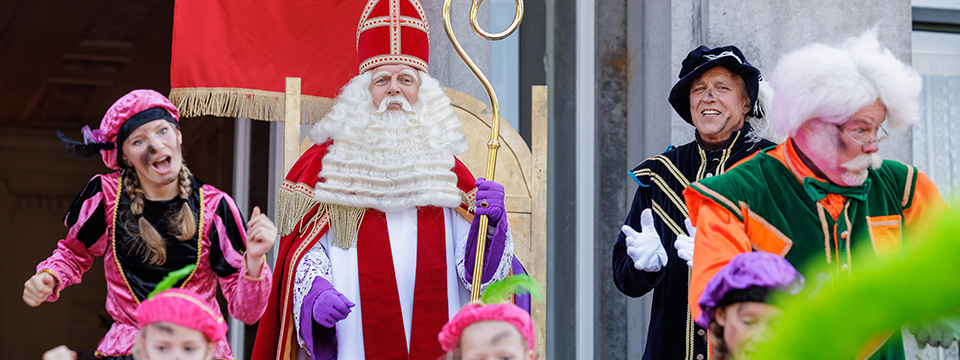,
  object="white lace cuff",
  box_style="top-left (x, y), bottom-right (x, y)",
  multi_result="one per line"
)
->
top-left (293, 241), bottom-right (334, 350)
